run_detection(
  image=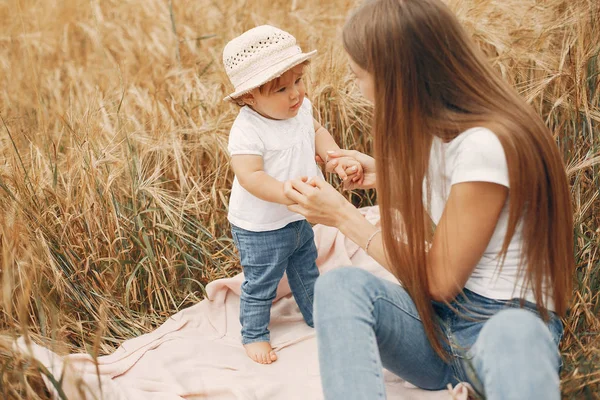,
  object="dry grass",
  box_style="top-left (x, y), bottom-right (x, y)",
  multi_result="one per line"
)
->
top-left (0, 0), bottom-right (598, 398)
